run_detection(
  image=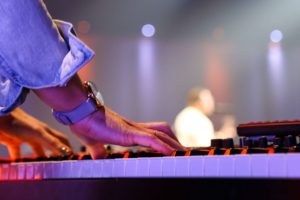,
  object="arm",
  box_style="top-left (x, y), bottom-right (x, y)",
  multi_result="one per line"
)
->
top-left (34, 75), bottom-right (184, 159)
top-left (0, 0), bottom-right (183, 159)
